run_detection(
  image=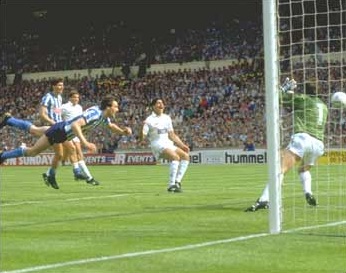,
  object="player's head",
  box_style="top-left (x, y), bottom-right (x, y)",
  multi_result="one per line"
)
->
top-left (150, 98), bottom-right (165, 114)
top-left (51, 78), bottom-right (64, 86)
top-left (304, 82), bottom-right (317, 96)
top-left (51, 78), bottom-right (64, 94)
top-left (68, 90), bottom-right (80, 105)
top-left (100, 96), bottom-right (116, 110)
top-left (100, 96), bottom-right (119, 117)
